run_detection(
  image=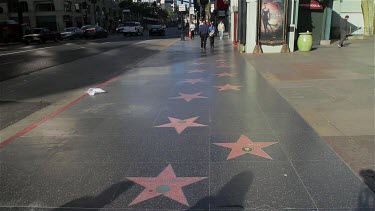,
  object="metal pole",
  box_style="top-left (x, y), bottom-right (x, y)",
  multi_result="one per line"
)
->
top-left (181, 11), bottom-right (185, 40)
